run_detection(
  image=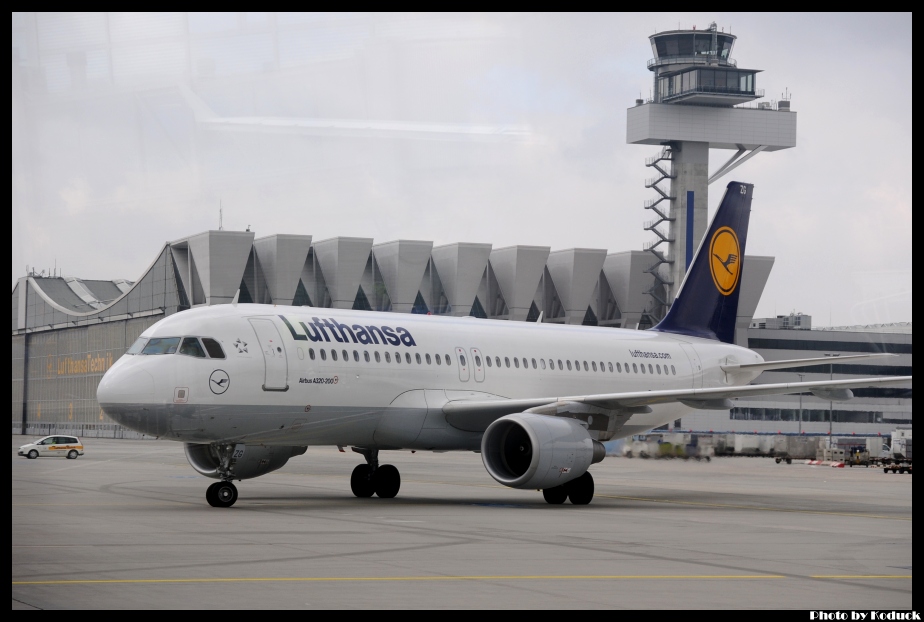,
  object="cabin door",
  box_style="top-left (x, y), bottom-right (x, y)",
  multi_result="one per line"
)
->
top-left (249, 318), bottom-right (289, 391)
